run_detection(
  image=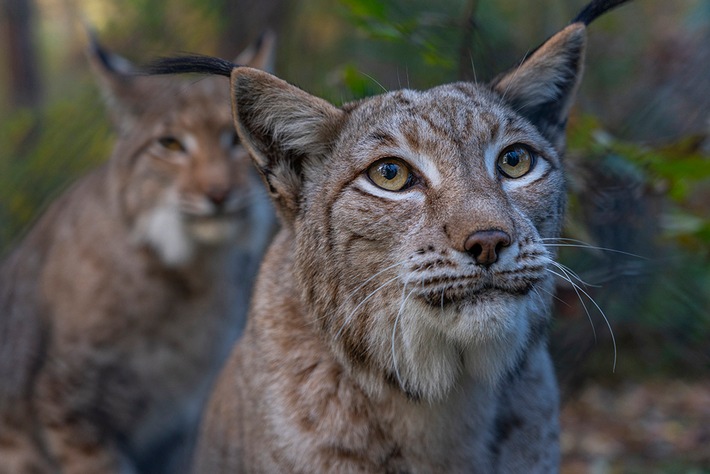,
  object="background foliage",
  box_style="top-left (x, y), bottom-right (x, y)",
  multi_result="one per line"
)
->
top-left (1, 0), bottom-right (709, 470)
